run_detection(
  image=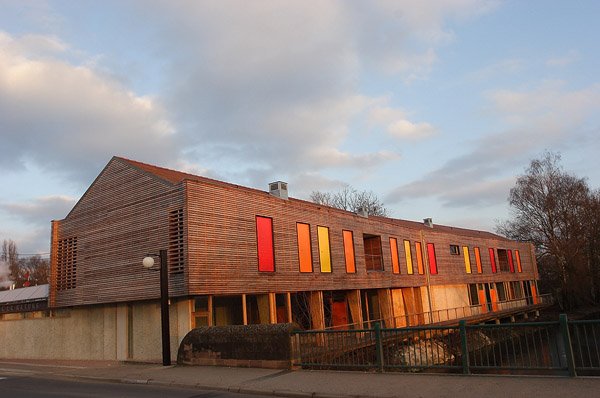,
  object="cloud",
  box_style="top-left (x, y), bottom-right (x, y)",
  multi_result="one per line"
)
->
top-left (546, 50), bottom-right (580, 68)
top-left (469, 58), bottom-right (524, 81)
top-left (0, 1), bottom-right (496, 187)
top-left (0, 31), bottom-right (179, 182)
top-left (132, 0), bottom-right (493, 183)
top-left (0, 226), bottom-right (51, 254)
top-left (369, 106), bottom-right (436, 140)
top-left (1, 195), bottom-right (76, 225)
top-left (387, 81), bottom-right (600, 207)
